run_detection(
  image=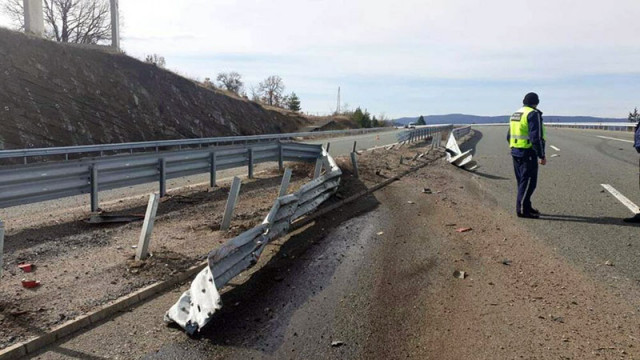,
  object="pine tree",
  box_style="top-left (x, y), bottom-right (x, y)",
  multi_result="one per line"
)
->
top-left (287, 92), bottom-right (301, 112)
top-left (417, 115), bottom-right (426, 125)
top-left (629, 107), bottom-right (640, 123)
